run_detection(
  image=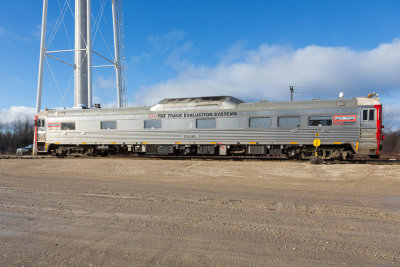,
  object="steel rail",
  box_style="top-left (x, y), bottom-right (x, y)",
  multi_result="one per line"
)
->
top-left (2, 155), bottom-right (400, 164)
